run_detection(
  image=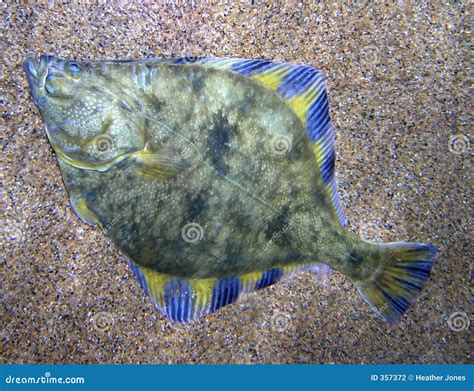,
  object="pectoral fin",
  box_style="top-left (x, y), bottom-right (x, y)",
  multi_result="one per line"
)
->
top-left (70, 195), bottom-right (102, 227)
top-left (131, 149), bottom-right (190, 179)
